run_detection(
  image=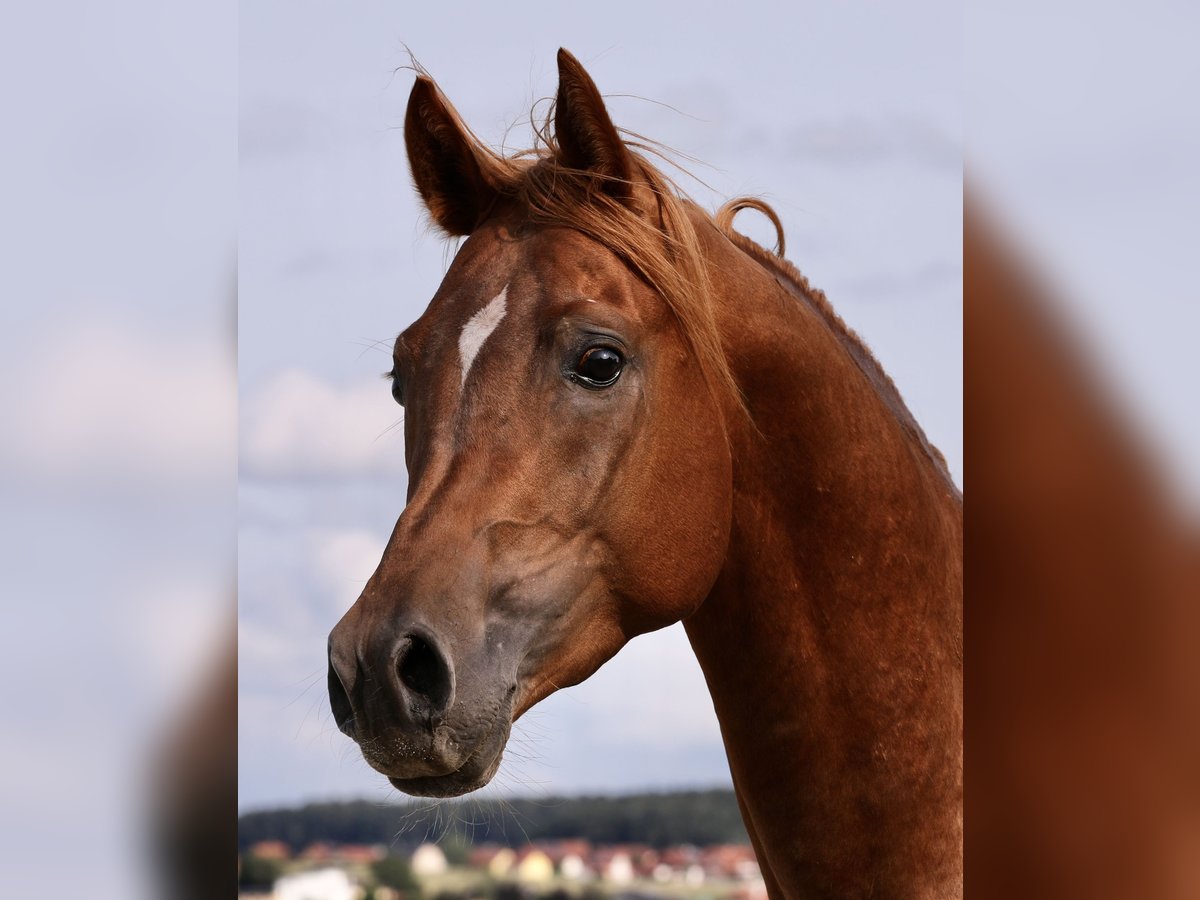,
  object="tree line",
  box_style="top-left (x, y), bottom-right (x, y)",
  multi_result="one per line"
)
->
top-left (238, 789), bottom-right (748, 852)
